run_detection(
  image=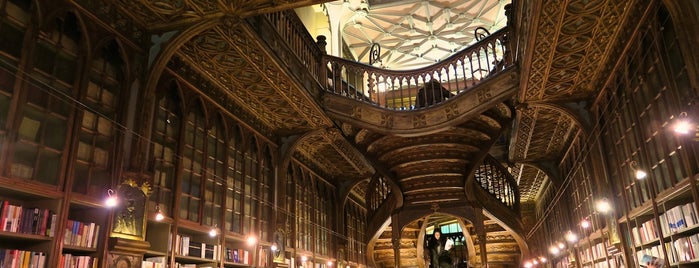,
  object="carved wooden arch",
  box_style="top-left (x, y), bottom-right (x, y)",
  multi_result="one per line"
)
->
top-left (526, 102), bottom-right (591, 138)
top-left (153, 77), bottom-right (186, 111)
top-left (366, 207), bottom-right (480, 268)
top-left (481, 209), bottom-right (530, 258)
top-left (340, 177), bottom-right (370, 209)
top-left (260, 143), bottom-right (279, 169)
top-left (277, 129), bottom-right (324, 186)
top-left (39, 7), bottom-right (91, 57)
top-left (181, 96), bottom-right (210, 127)
top-left (208, 112), bottom-right (228, 138)
top-left (414, 213), bottom-right (479, 268)
top-left (143, 18), bottom-right (223, 103)
top-left (91, 38), bottom-right (132, 83)
top-left (227, 121), bottom-right (258, 156)
top-left (514, 162), bottom-right (559, 202)
top-left (26, 7), bottom-right (93, 104)
top-left (23, 0), bottom-right (44, 28)
top-left (661, 0), bottom-right (699, 88)
top-left (227, 122), bottom-right (246, 151)
top-left (366, 216), bottom-right (392, 267)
